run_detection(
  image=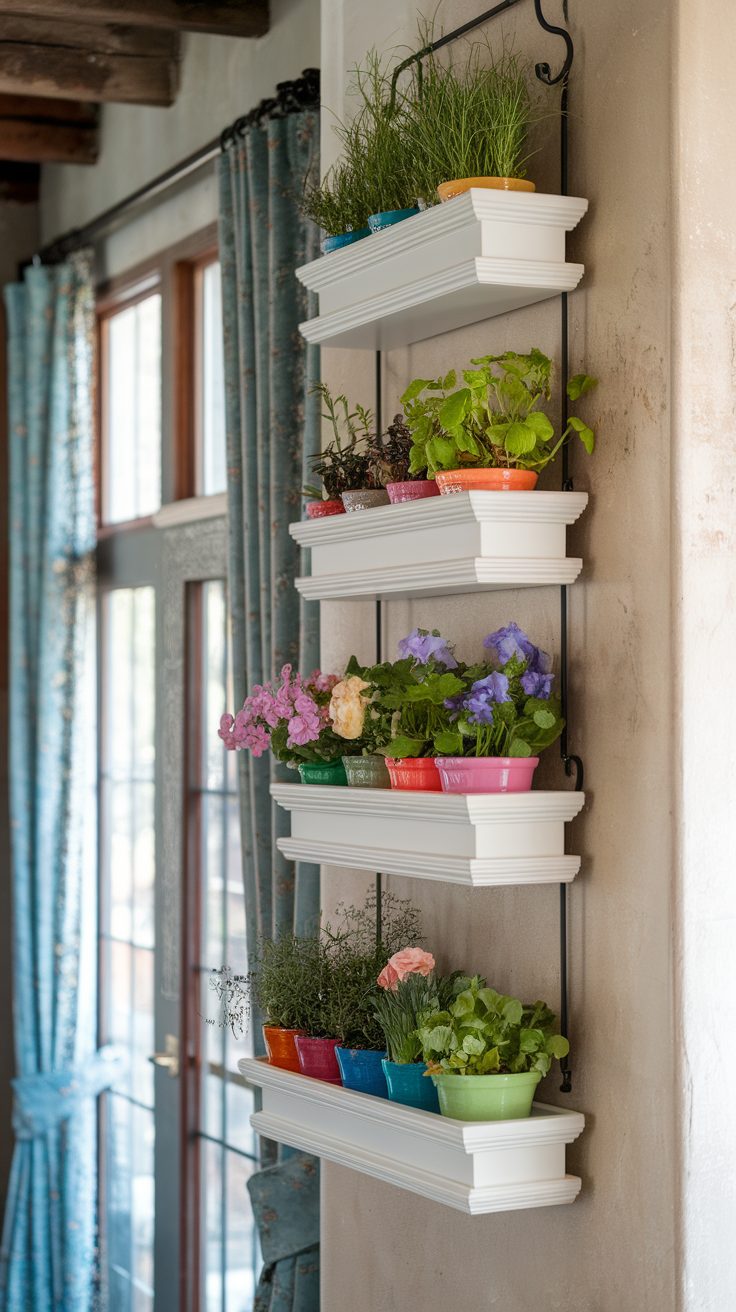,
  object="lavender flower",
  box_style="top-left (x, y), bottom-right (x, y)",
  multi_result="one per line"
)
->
top-left (521, 669), bottom-right (554, 699)
top-left (483, 622), bottom-right (551, 673)
top-left (397, 627), bottom-right (458, 669)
